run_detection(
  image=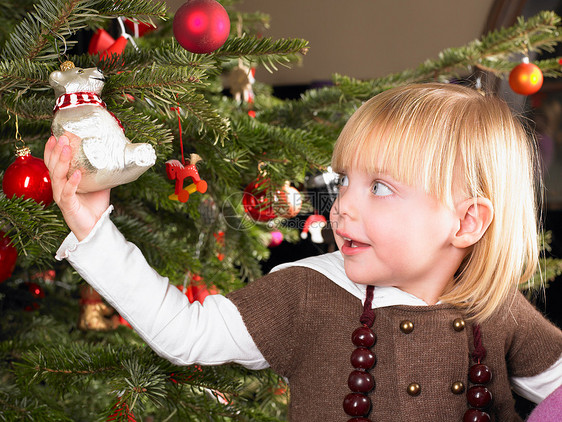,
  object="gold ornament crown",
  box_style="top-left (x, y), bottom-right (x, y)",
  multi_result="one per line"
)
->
top-left (60, 61), bottom-right (75, 71)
